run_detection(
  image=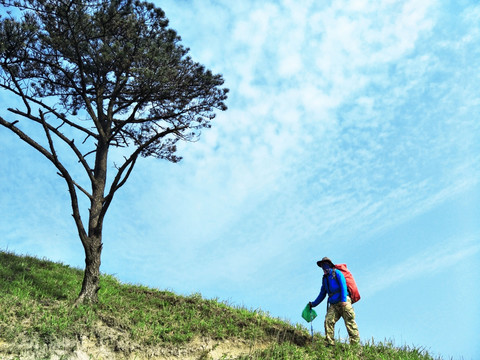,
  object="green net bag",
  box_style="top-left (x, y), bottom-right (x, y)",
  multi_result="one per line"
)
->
top-left (301, 304), bottom-right (317, 323)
